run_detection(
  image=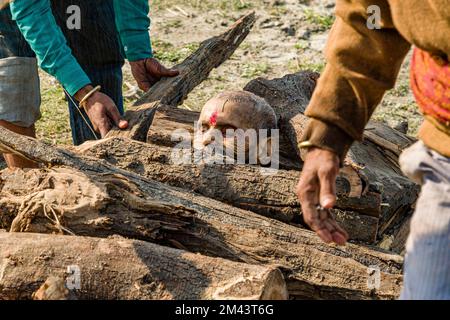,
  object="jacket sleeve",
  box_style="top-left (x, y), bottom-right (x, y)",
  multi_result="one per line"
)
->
top-left (10, 0), bottom-right (91, 96)
top-left (302, 0), bottom-right (411, 161)
top-left (113, 0), bottom-right (153, 62)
